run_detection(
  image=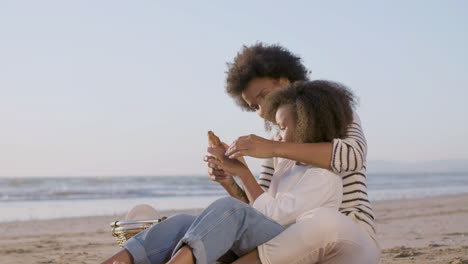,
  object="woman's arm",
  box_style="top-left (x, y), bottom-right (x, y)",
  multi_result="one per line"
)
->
top-left (225, 113), bottom-right (367, 173)
top-left (270, 142), bottom-right (333, 170)
top-left (258, 158), bottom-right (275, 190)
top-left (330, 115), bottom-right (367, 173)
